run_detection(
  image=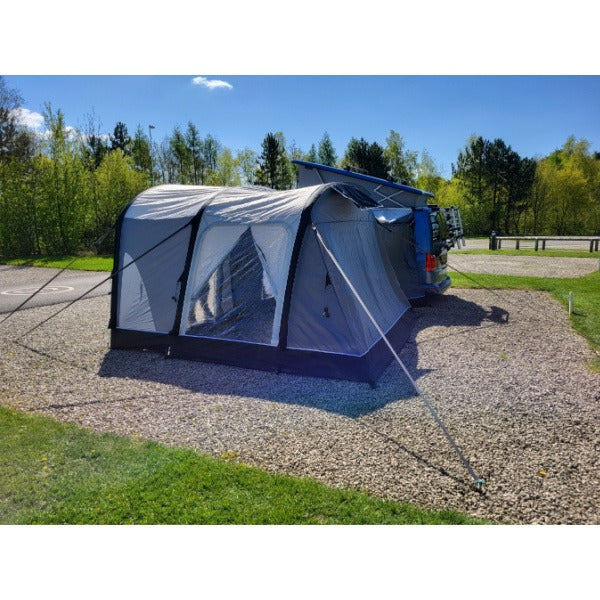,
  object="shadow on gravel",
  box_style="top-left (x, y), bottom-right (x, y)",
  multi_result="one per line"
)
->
top-left (98, 294), bottom-right (510, 419)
